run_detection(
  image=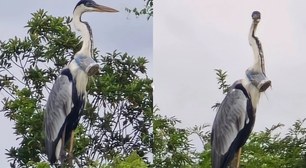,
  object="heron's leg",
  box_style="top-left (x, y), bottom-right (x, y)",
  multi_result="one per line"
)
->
top-left (236, 148), bottom-right (242, 168)
top-left (60, 127), bottom-right (66, 168)
top-left (68, 131), bottom-right (75, 167)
